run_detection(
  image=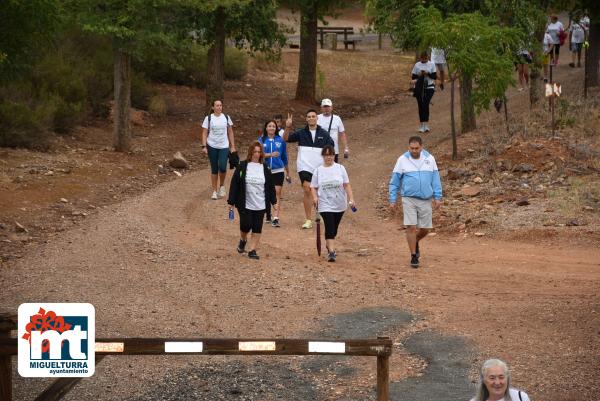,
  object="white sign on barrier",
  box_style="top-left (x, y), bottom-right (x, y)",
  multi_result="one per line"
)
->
top-left (164, 341), bottom-right (203, 353)
top-left (238, 341), bottom-right (277, 351)
top-left (95, 342), bottom-right (124, 353)
top-left (308, 341), bottom-right (345, 353)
